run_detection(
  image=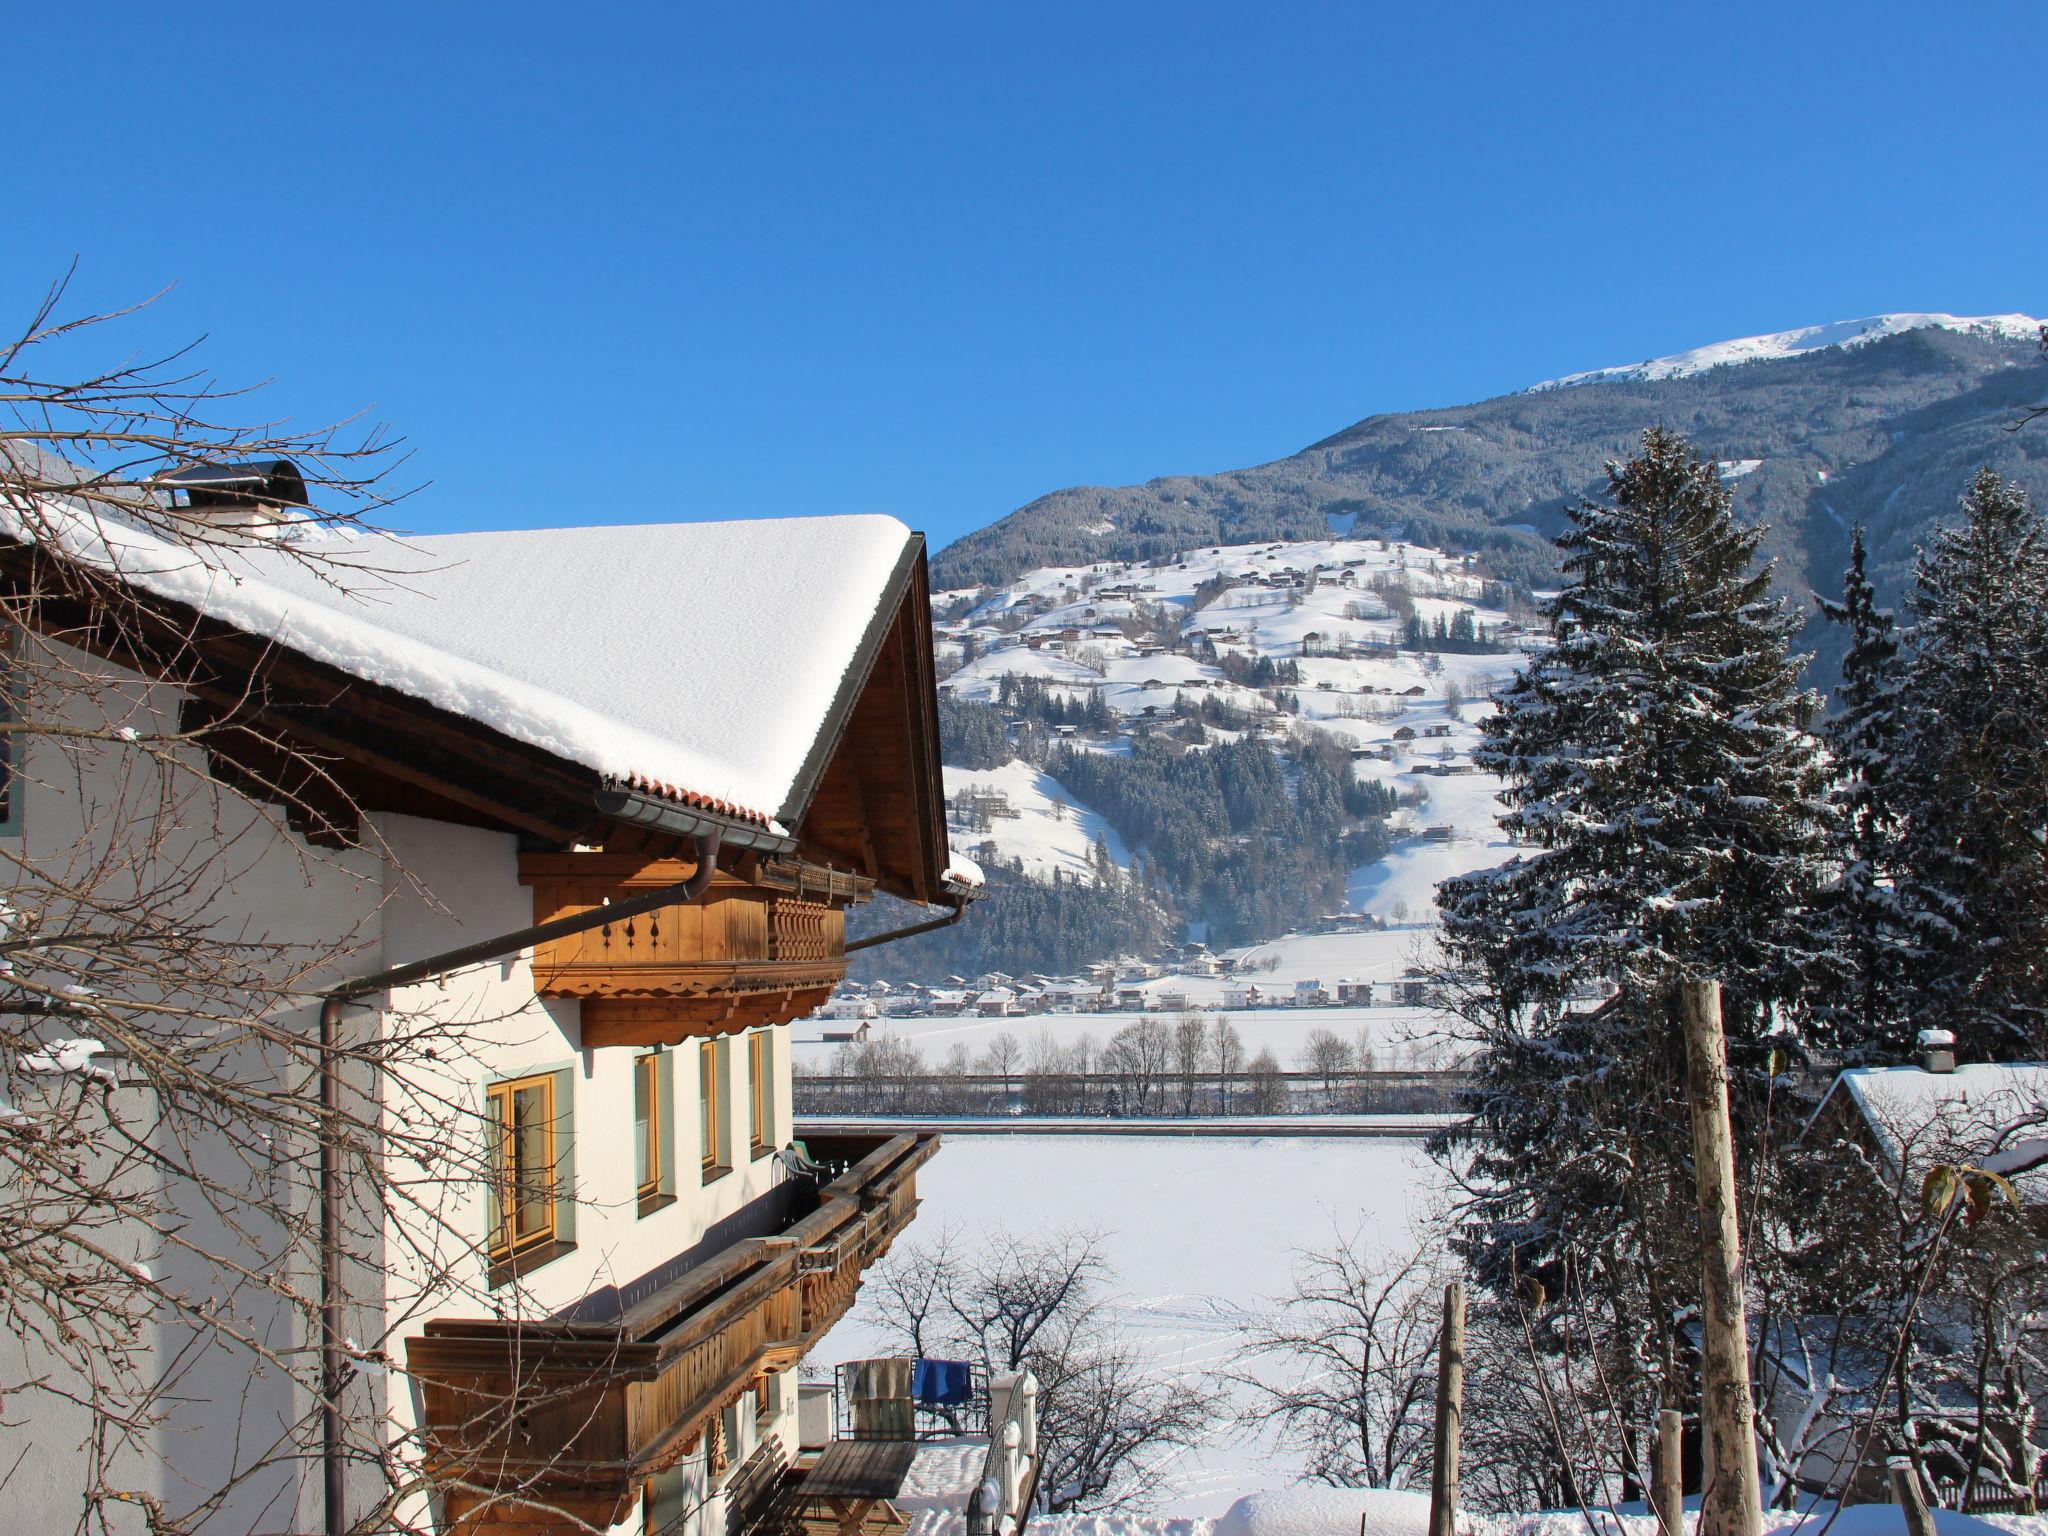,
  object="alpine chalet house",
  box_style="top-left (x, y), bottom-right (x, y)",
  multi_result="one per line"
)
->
top-left (0, 464), bottom-right (975, 1536)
